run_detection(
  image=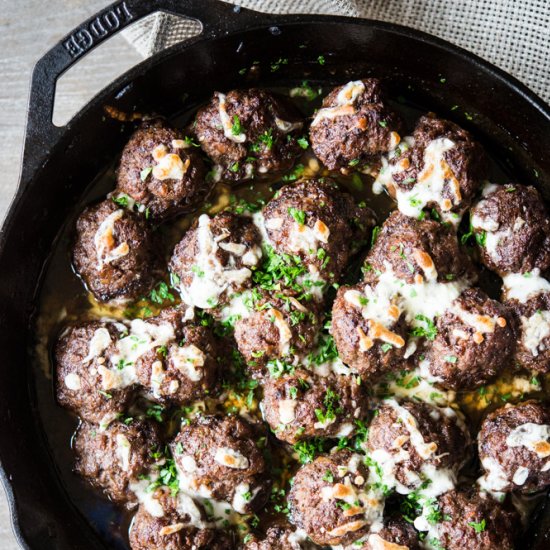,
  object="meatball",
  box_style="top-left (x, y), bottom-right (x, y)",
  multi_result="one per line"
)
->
top-left (135, 322), bottom-right (220, 405)
top-left (171, 415), bottom-right (270, 513)
top-left (366, 210), bottom-right (476, 285)
top-left (243, 525), bottom-right (304, 550)
top-left (73, 199), bottom-right (162, 302)
top-left (55, 321), bottom-right (135, 424)
top-left (309, 79), bottom-right (402, 171)
top-left (129, 488), bottom-right (234, 550)
top-left (262, 178), bottom-right (375, 285)
top-left (262, 369), bottom-right (369, 444)
top-left (234, 291), bottom-right (322, 367)
top-left (331, 282), bottom-right (412, 380)
top-left (478, 400), bottom-right (550, 494)
top-left (116, 119), bottom-right (210, 221)
top-left (504, 283), bottom-right (550, 373)
top-left (169, 212), bottom-right (263, 310)
top-left (414, 489), bottom-right (516, 550)
top-left (374, 114), bottom-right (486, 224)
top-left (289, 450), bottom-right (383, 546)
top-left (424, 287), bottom-right (516, 390)
top-left (349, 515), bottom-right (420, 549)
top-left (470, 183), bottom-right (550, 276)
top-left (194, 88), bottom-right (303, 183)
top-left (73, 419), bottom-right (161, 506)
top-left (366, 399), bottom-right (469, 495)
